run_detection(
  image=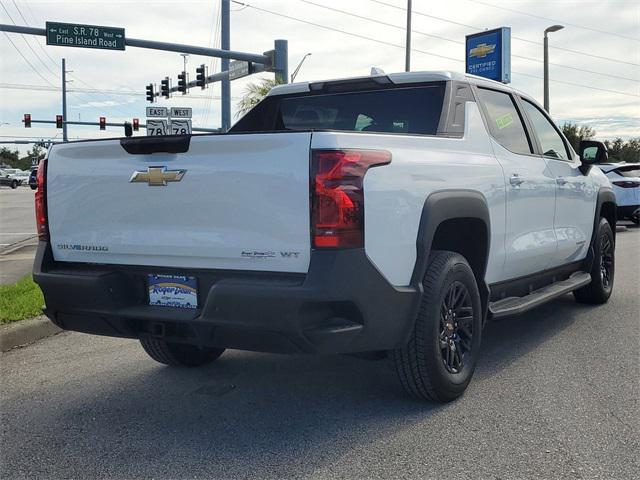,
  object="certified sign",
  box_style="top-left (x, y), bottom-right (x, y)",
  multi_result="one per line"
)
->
top-left (146, 107), bottom-right (168, 117)
top-left (170, 107), bottom-right (192, 119)
top-left (169, 119), bottom-right (192, 135)
top-left (146, 119), bottom-right (168, 136)
top-left (465, 27), bottom-right (511, 83)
